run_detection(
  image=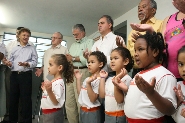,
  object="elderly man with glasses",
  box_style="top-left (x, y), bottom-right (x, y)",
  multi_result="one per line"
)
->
top-left (35, 32), bottom-right (68, 81)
